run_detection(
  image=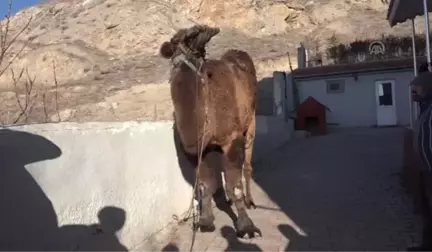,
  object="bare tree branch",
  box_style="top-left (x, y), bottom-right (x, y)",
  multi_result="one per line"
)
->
top-left (52, 60), bottom-right (61, 122)
top-left (10, 66), bottom-right (38, 123)
top-left (0, 0), bottom-right (32, 78)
